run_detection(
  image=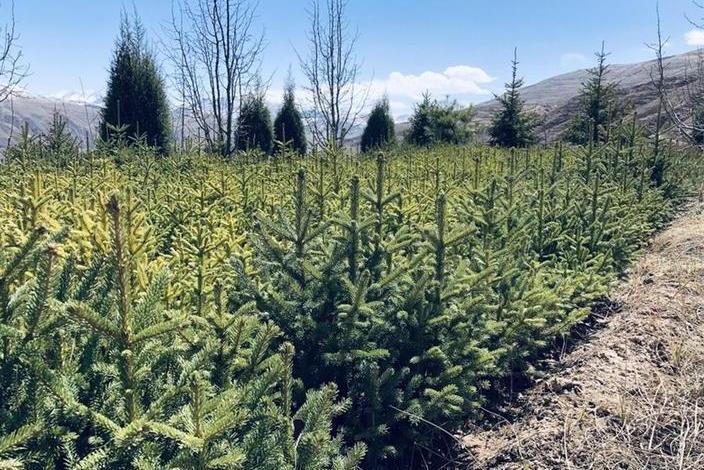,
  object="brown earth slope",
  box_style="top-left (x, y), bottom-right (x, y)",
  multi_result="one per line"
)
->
top-left (463, 202), bottom-right (704, 469)
top-left (473, 50), bottom-right (703, 142)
